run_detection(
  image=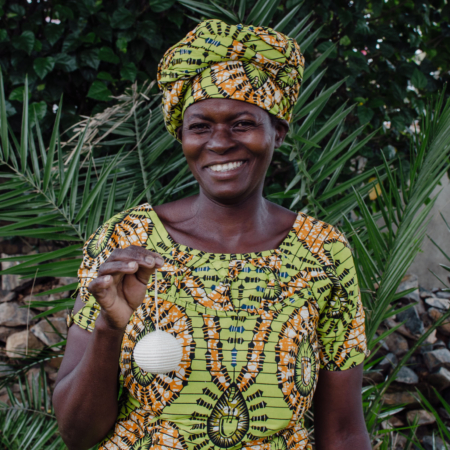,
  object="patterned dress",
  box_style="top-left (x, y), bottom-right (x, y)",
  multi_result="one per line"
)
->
top-left (71, 203), bottom-right (367, 450)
